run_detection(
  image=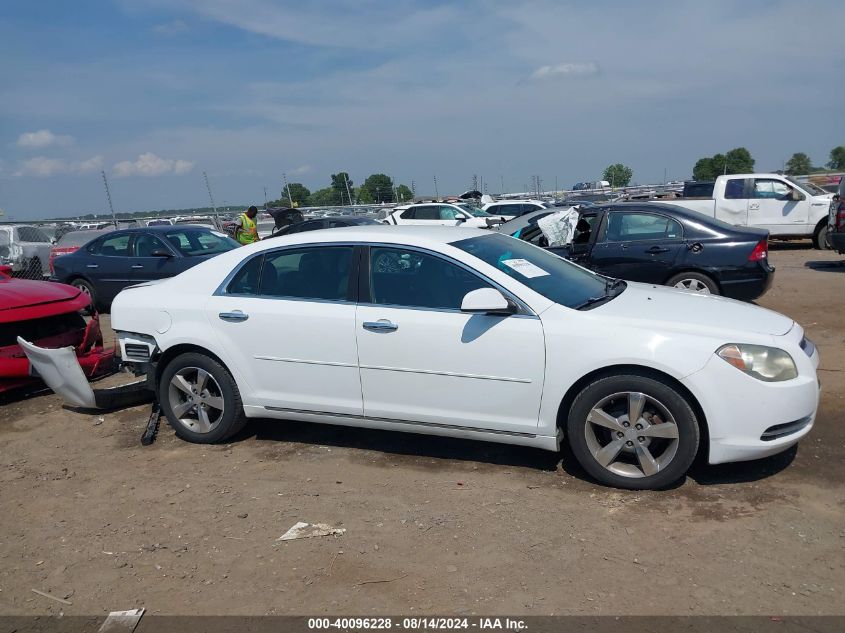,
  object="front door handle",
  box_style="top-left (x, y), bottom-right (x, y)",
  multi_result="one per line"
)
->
top-left (131, 264), bottom-right (143, 269)
top-left (646, 246), bottom-right (670, 254)
top-left (86, 264), bottom-right (99, 269)
top-left (363, 319), bottom-right (398, 332)
top-left (219, 311), bottom-right (249, 323)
